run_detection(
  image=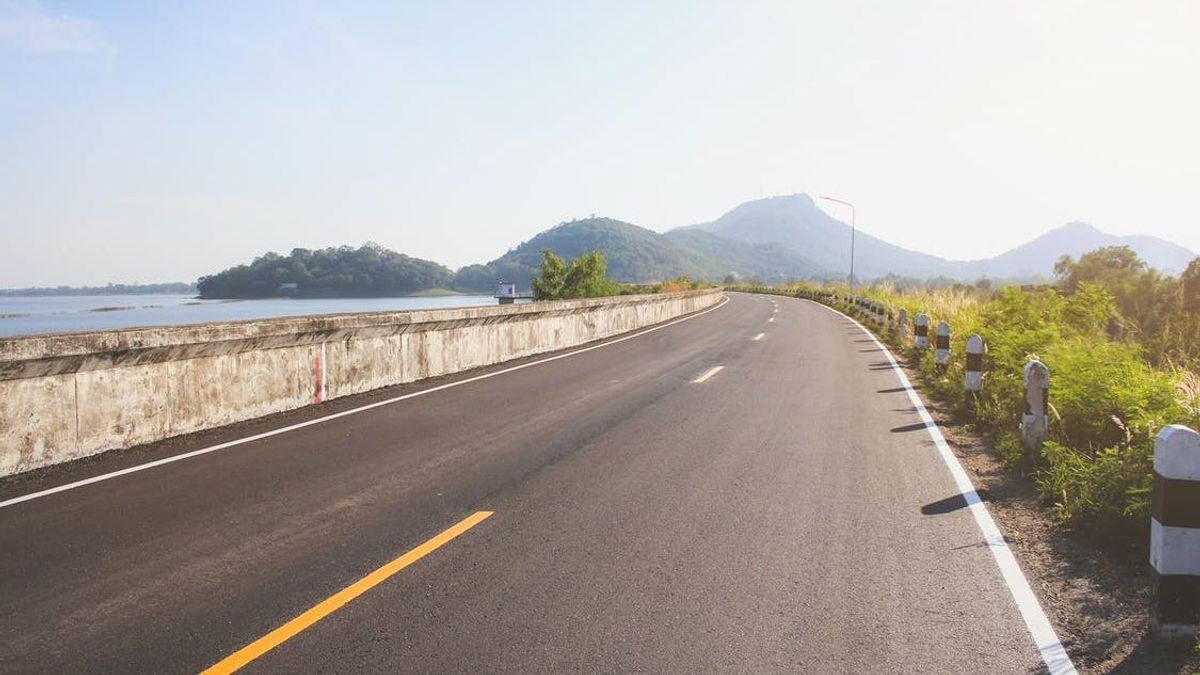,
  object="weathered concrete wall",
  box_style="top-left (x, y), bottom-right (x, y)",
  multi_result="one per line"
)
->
top-left (0, 289), bottom-right (722, 476)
